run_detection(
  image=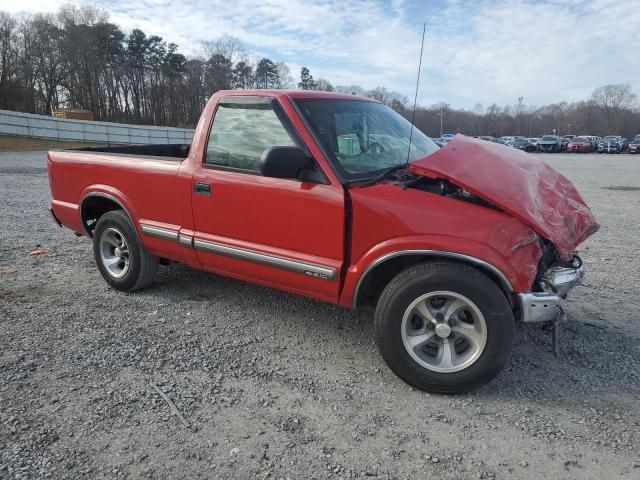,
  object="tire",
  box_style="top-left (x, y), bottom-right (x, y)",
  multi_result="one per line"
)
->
top-left (92, 210), bottom-right (158, 292)
top-left (374, 262), bottom-right (514, 394)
